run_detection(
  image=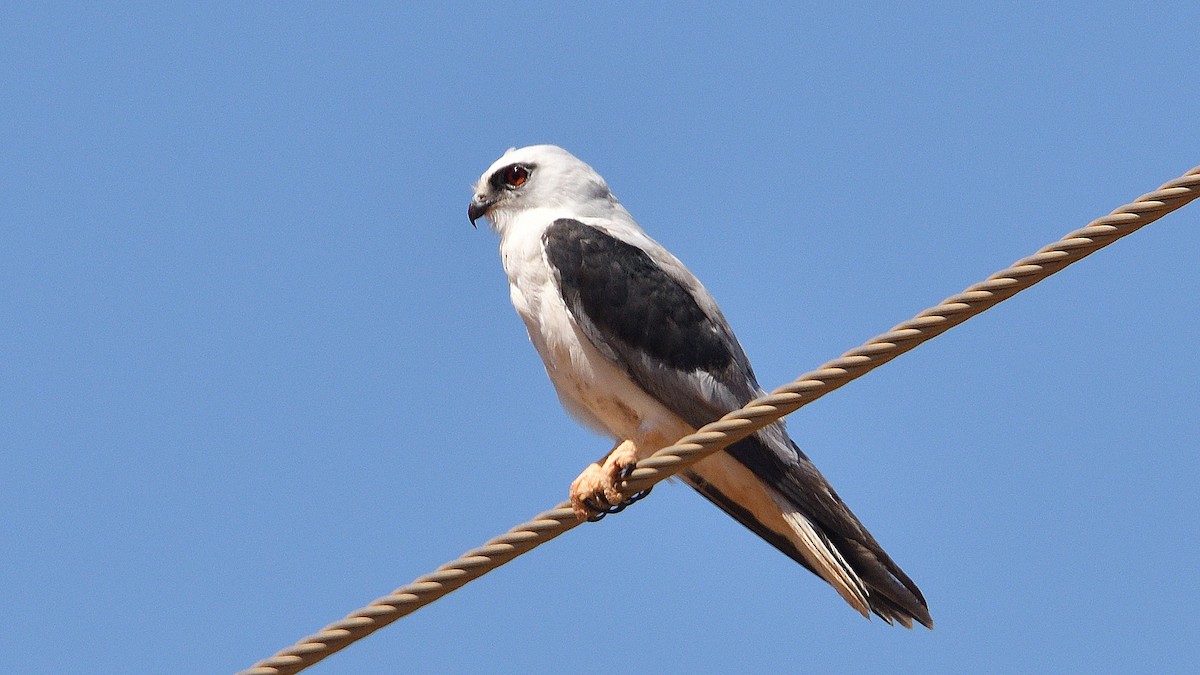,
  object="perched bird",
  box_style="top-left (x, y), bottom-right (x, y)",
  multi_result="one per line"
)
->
top-left (469, 145), bottom-right (931, 628)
